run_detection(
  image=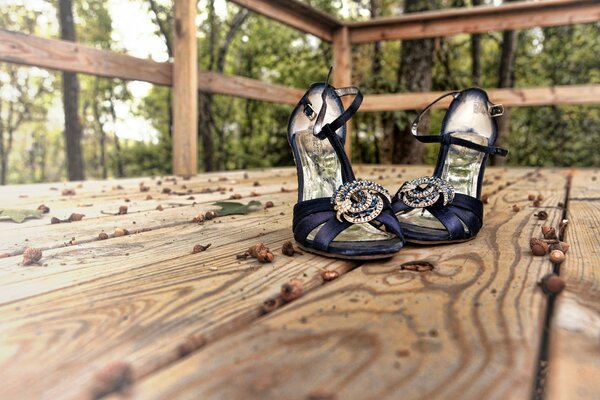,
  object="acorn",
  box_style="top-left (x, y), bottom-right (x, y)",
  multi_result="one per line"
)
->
top-left (549, 241), bottom-right (570, 254)
top-left (50, 217), bottom-right (61, 224)
top-left (512, 205), bottom-right (520, 212)
top-left (22, 247), bottom-right (42, 266)
top-left (281, 279), bottom-right (303, 302)
top-left (192, 244), bottom-right (211, 254)
top-left (37, 204), bottom-right (50, 213)
top-left (118, 206), bottom-right (128, 215)
top-left (257, 249), bottom-right (274, 263)
top-left (98, 232), bottom-right (109, 240)
top-left (530, 238), bottom-right (549, 256)
top-left (528, 194), bottom-right (536, 201)
top-left (321, 270), bottom-right (340, 282)
top-left (540, 274), bottom-right (565, 295)
top-left (549, 249), bottom-right (566, 264)
top-left (114, 228), bottom-right (128, 237)
top-left (90, 361), bottom-right (132, 399)
top-left (541, 226), bottom-right (558, 240)
top-left (532, 199), bottom-right (541, 207)
top-left (282, 241), bottom-right (301, 256)
top-left (248, 242), bottom-right (268, 258)
top-left (192, 213), bottom-right (205, 223)
top-left (204, 211), bottom-right (218, 220)
top-left (537, 194), bottom-right (544, 201)
top-left (69, 213), bottom-right (85, 221)
top-left (264, 201), bottom-right (274, 209)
